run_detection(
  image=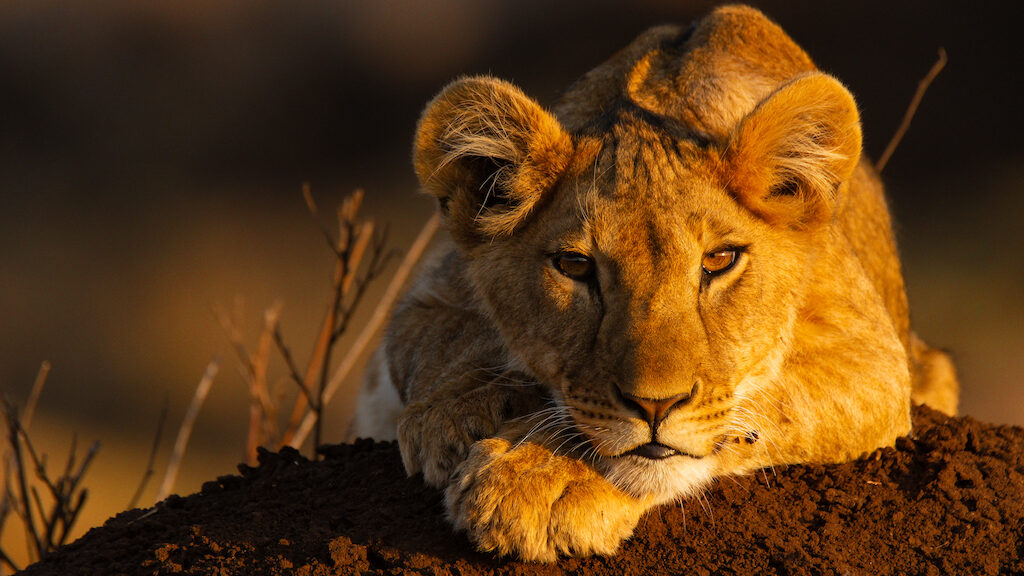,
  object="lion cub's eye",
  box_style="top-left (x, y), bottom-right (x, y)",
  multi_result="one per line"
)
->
top-left (702, 249), bottom-right (738, 276)
top-left (553, 252), bottom-right (595, 281)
